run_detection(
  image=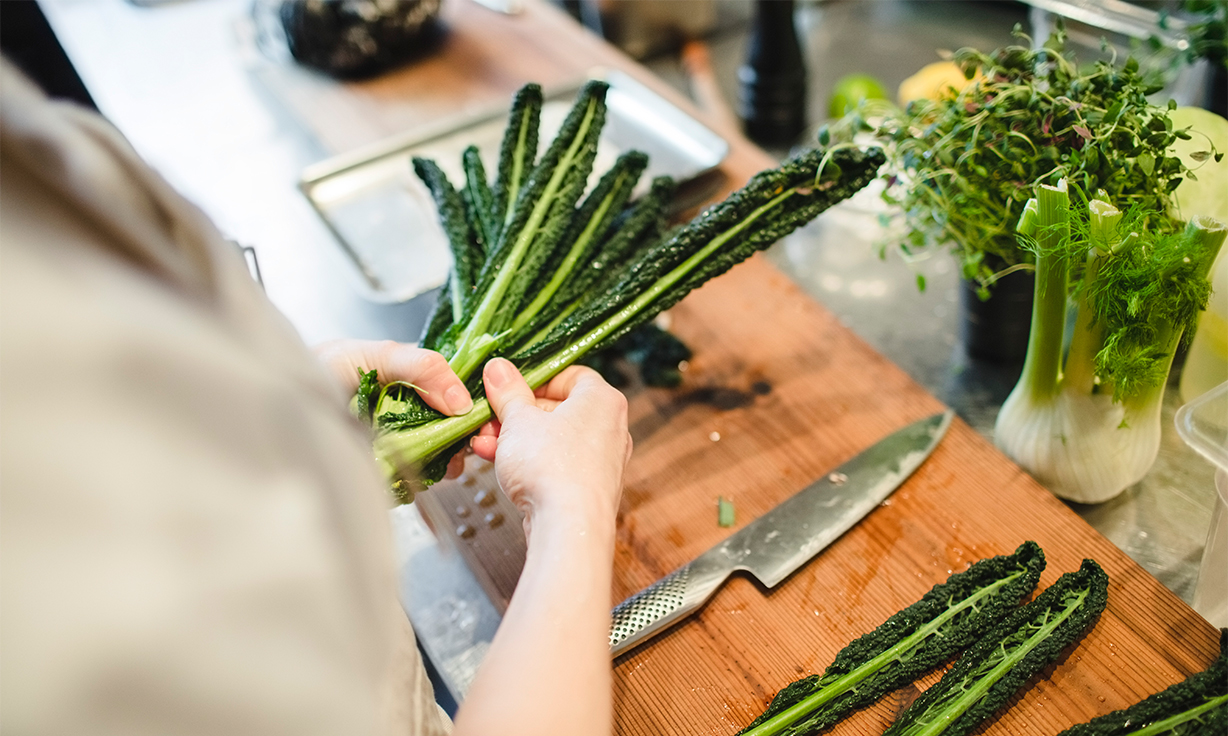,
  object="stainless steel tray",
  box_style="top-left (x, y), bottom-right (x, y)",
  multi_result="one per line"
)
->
top-left (300, 68), bottom-right (729, 303)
